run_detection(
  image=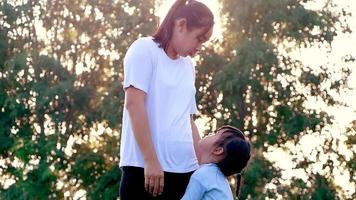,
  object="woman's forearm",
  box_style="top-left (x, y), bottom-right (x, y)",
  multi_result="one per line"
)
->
top-left (126, 88), bottom-right (158, 163)
top-left (125, 87), bottom-right (164, 196)
top-left (191, 117), bottom-right (201, 155)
